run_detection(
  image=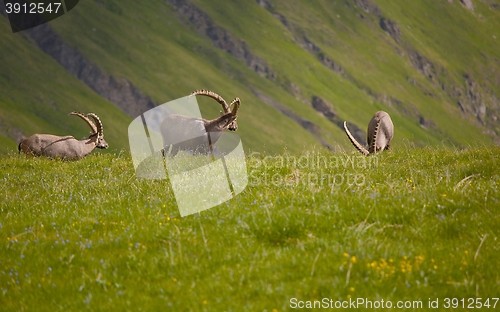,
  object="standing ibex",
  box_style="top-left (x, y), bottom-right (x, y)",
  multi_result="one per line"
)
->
top-left (160, 90), bottom-right (240, 156)
top-left (343, 111), bottom-right (394, 155)
top-left (18, 112), bottom-right (108, 160)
